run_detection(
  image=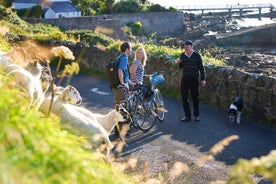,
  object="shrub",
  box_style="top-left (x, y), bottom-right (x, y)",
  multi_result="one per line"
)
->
top-left (126, 21), bottom-right (143, 36)
top-left (65, 30), bottom-right (114, 46)
top-left (149, 4), bottom-right (167, 12)
top-left (33, 32), bottom-right (68, 43)
top-left (0, 5), bottom-right (29, 30)
top-left (228, 150), bottom-right (276, 183)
